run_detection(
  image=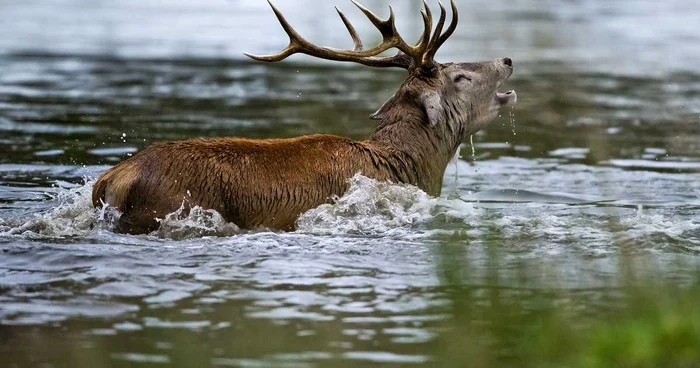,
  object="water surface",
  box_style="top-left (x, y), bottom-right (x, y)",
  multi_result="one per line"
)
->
top-left (1, 0), bottom-right (700, 366)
